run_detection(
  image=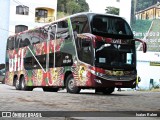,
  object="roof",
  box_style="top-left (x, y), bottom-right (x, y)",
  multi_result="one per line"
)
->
top-left (136, 2), bottom-right (160, 14)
